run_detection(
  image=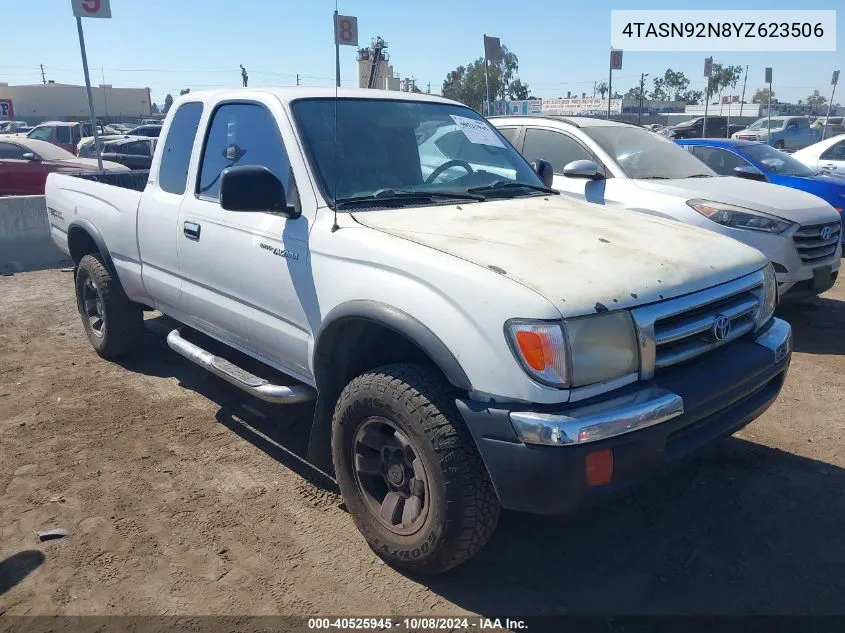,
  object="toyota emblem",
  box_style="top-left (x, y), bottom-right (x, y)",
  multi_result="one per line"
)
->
top-left (712, 315), bottom-right (731, 342)
top-left (820, 226), bottom-right (832, 241)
